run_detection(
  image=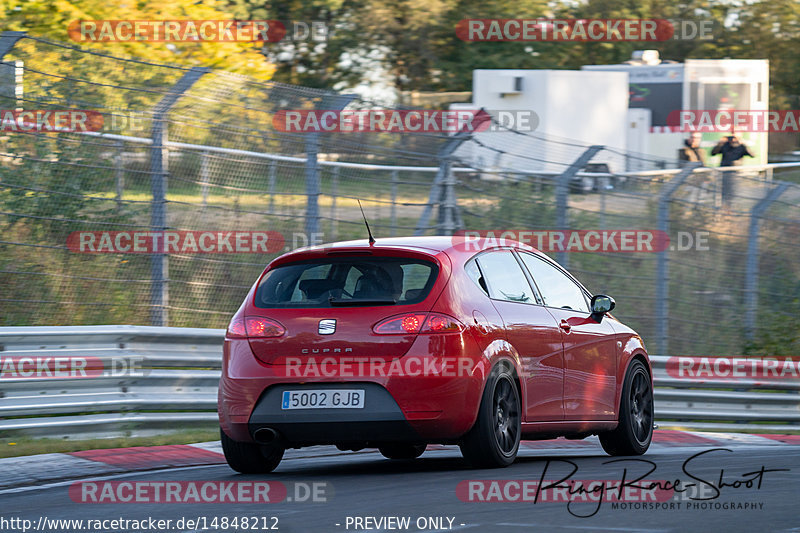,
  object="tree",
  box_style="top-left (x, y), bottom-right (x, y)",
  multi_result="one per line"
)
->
top-left (0, 0), bottom-right (275, 79)
top-left (227, 0), bottom-right (356, 88)
top-left (230, 0), bottom-right (799, 120)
